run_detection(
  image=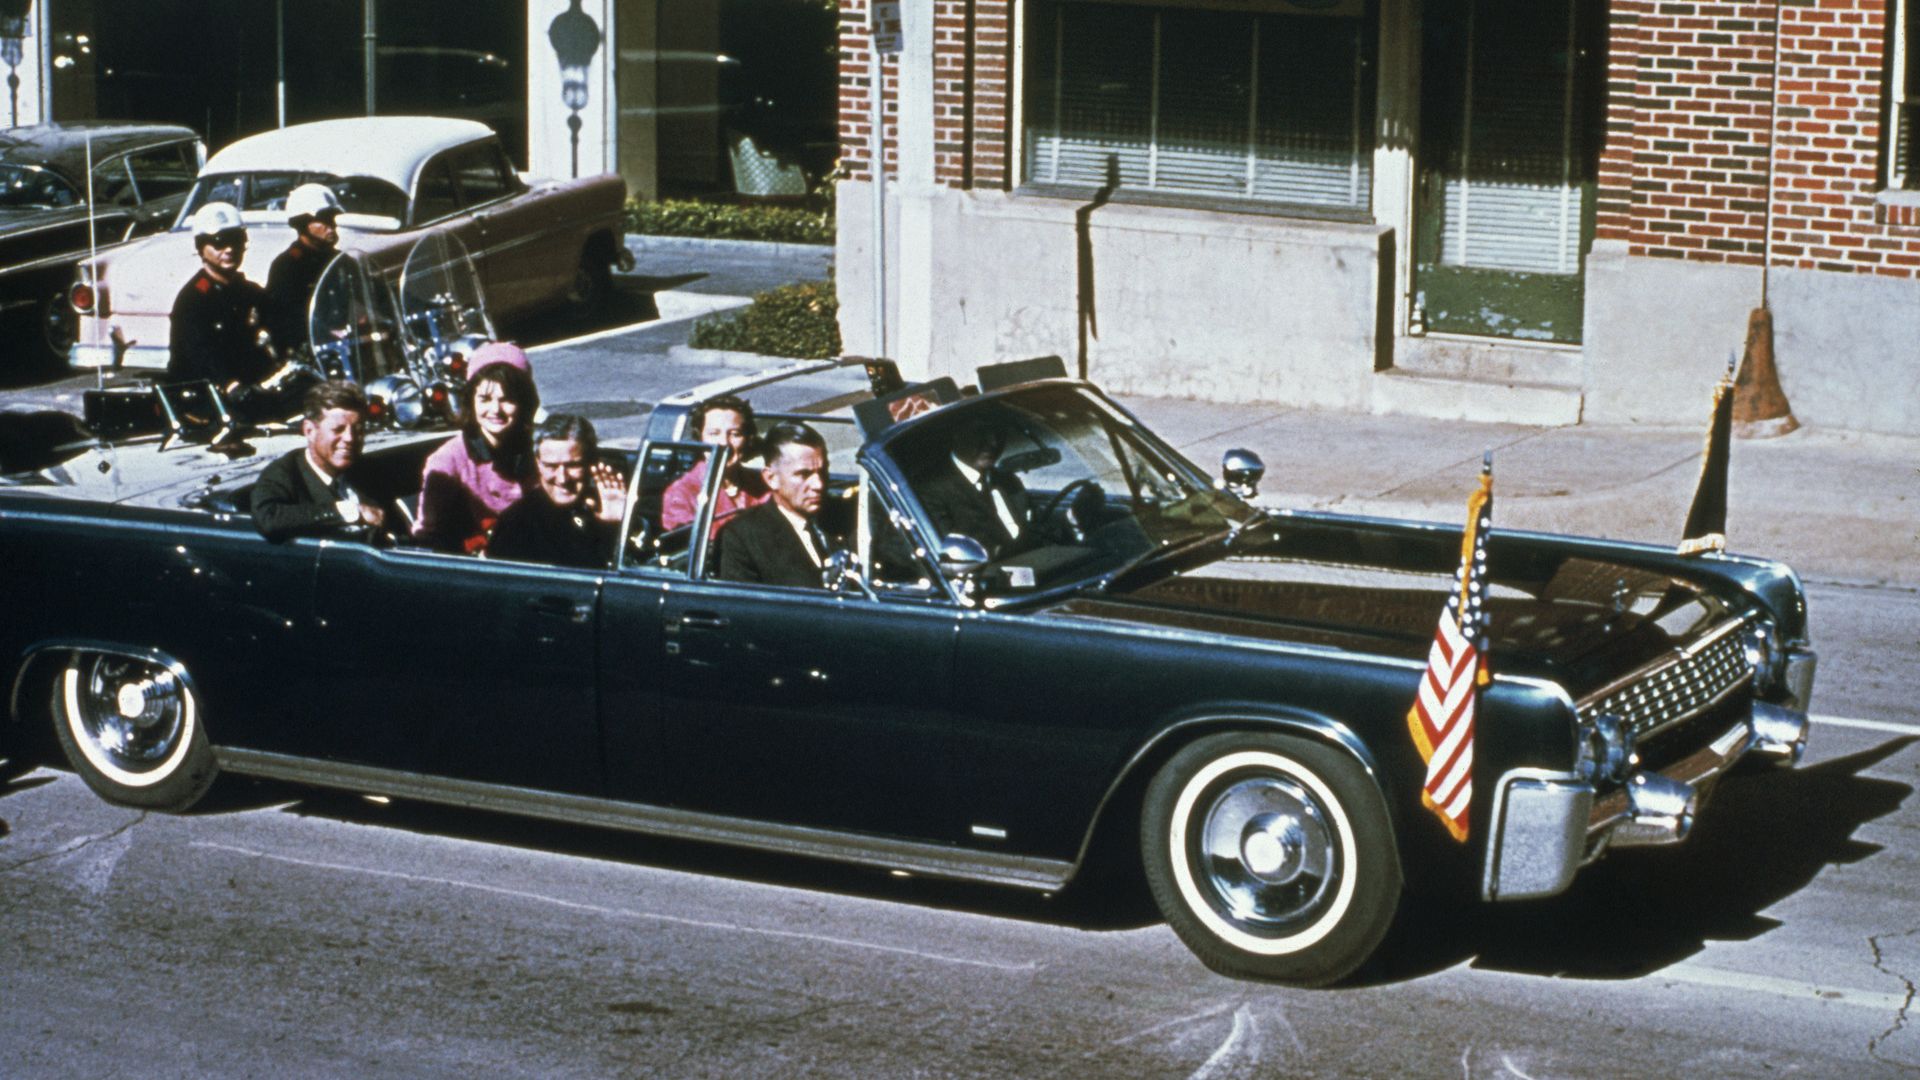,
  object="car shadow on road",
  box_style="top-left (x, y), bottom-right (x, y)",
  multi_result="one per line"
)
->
top-left (1355, 736), bottom-right (1917, 987)
top-left (273, 784), bottom-right (1163, 934)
